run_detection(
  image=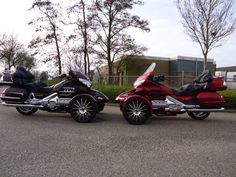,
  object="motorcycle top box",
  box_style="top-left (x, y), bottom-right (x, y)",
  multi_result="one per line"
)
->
top-left (116, 63), bottom-right (227, 125)
top-left (0, 62), bottom-right (109, 123)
